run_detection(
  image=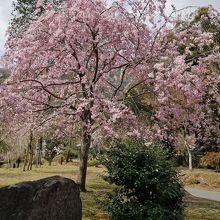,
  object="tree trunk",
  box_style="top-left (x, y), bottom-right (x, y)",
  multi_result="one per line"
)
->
top-left (24, 130), bottom-right (34, 171)
top-left (16, 158), bottom-right (21, 168)
top-left (66, 149), bottom-right (70, 163)
top-left (79, 125), bottom-right (91, 192)
top-left (49, 159), bottom-right (52, 166)
top-left (8, 159), bottom-right (11, 168)
top-left (23, 146), bottom-right (29, 171)
top-left (36, 137), bottom-right (43, 168)
top-left (183, 128), bottom-right (193, 171)
top-left (78, 82), bottom-right (94, 191)
top-left (60, 156), bottom-right (64, 165)
top-left (28, 146), bottom-right (34, 170)
top-left (187, 147), bottom-right (193, 170)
